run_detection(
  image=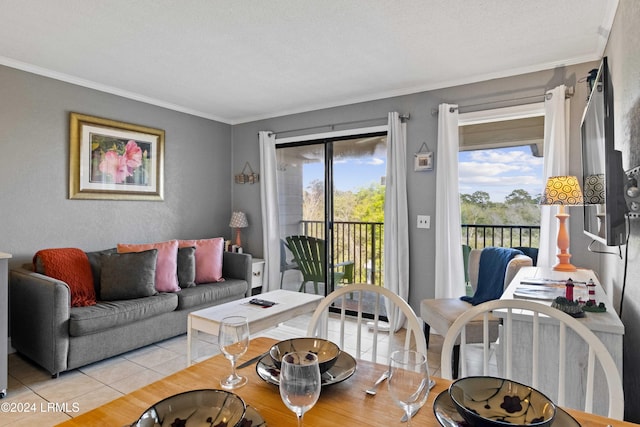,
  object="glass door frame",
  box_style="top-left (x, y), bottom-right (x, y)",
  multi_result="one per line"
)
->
top-left (275, 125), bottom-right (387, 296)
